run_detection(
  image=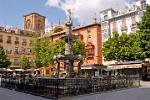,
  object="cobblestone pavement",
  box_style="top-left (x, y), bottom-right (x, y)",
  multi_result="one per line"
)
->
top-left (0, 88), bottom-right (51, 100)
top-left (67, 81), bottom-right (150, 100)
